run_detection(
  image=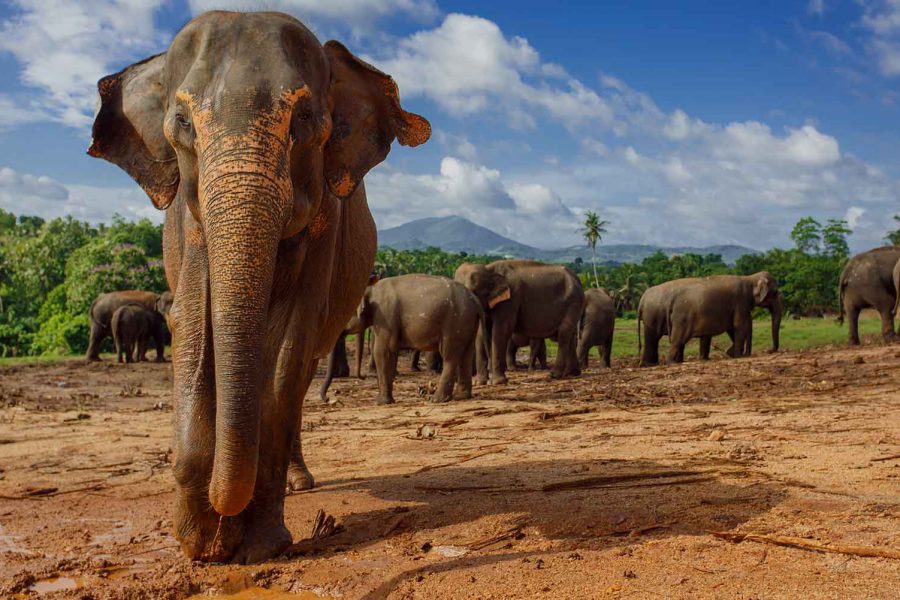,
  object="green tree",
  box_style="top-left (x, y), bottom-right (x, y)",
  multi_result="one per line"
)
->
top-left (885, 215), bottom-right (900, 246)
top-left (821, 219), bottom-right (851, 259)
top-left (790, 217), bottom-right (821, 254)
top-left (579, 211), bottom-right (609, 288)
